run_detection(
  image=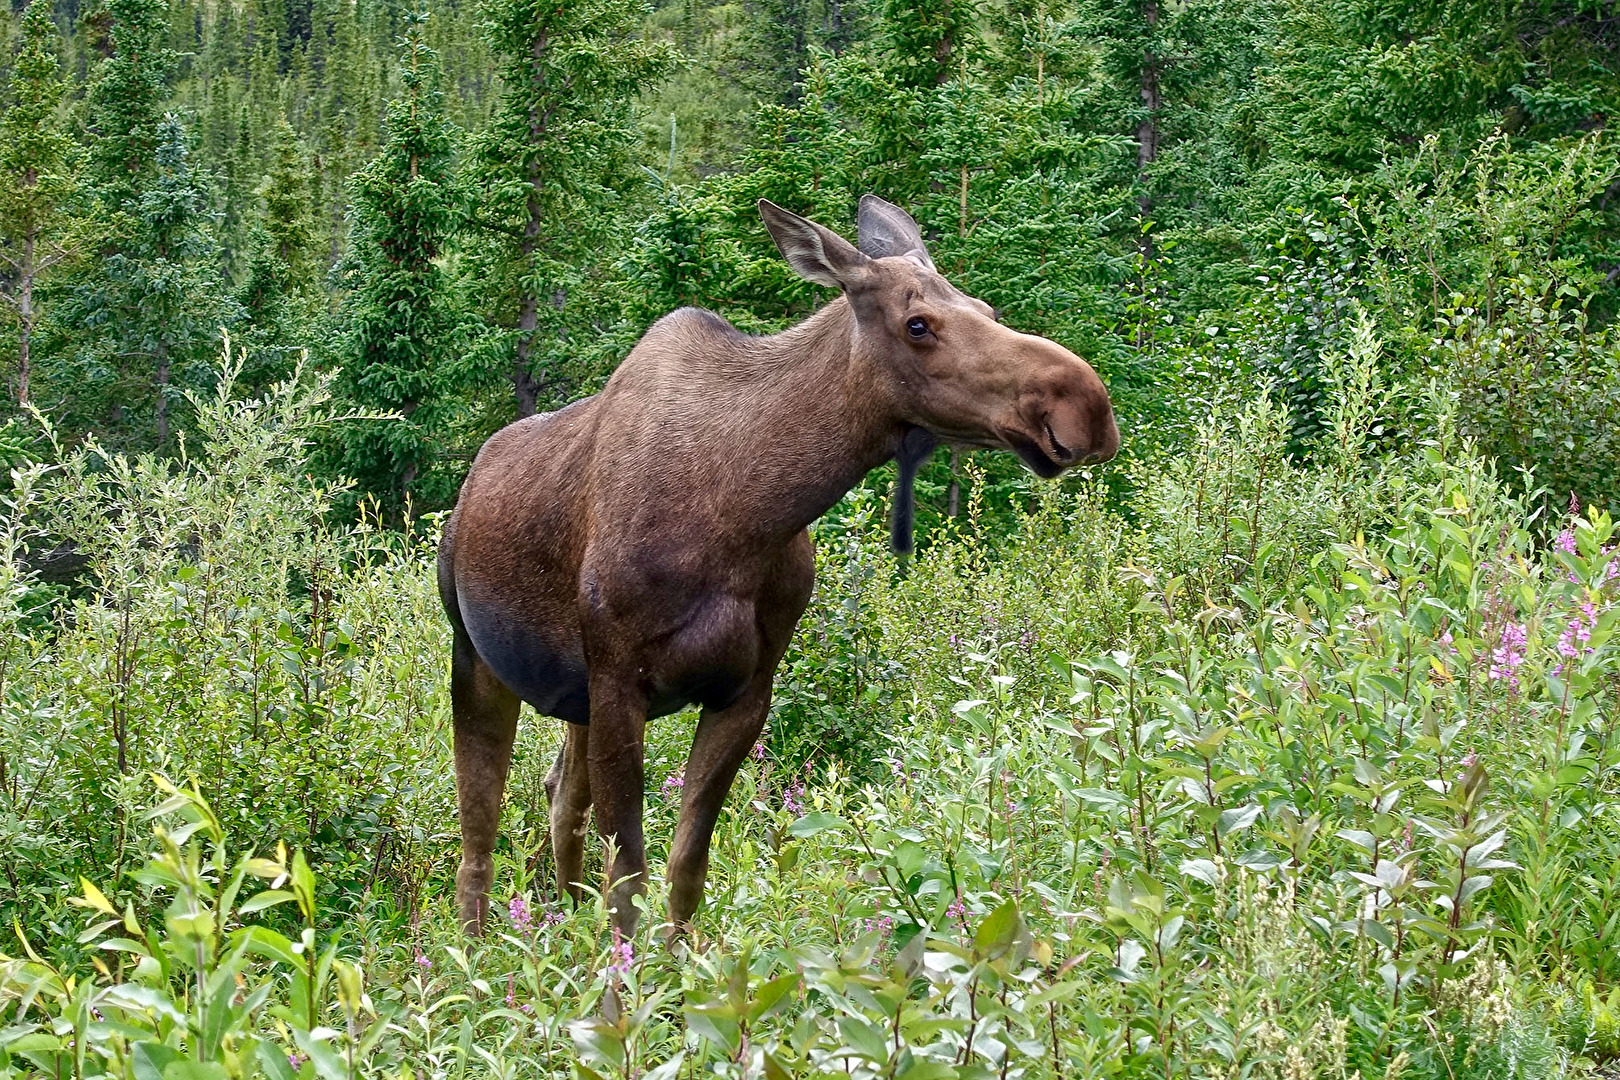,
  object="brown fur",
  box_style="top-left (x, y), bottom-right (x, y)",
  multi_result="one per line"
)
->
top-left (439, 197), bottom-right (1118, 937)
